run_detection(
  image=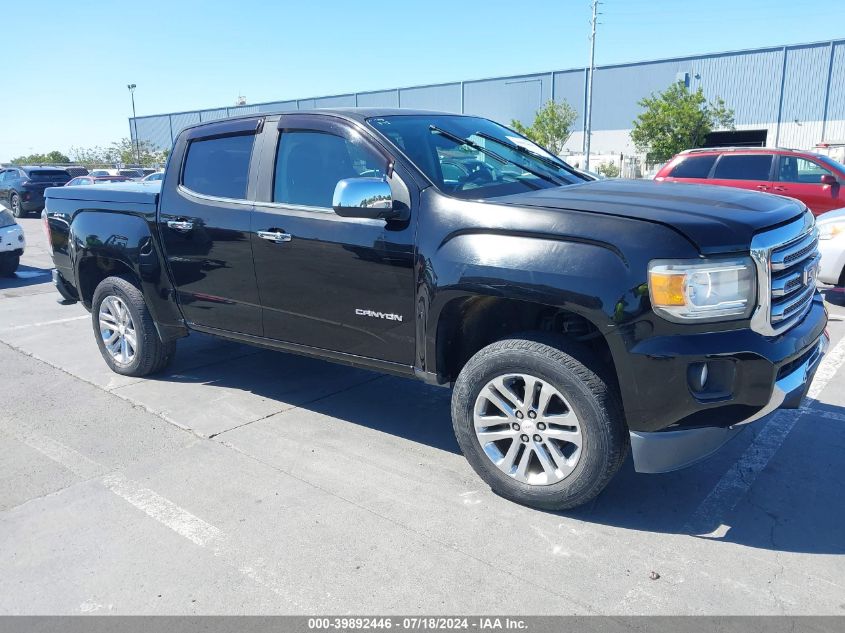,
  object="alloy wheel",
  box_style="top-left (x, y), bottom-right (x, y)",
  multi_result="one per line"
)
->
top-left (98, 295), bottom-right (137, 365)
top-left (473, 373), bottom-right (583, 485)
